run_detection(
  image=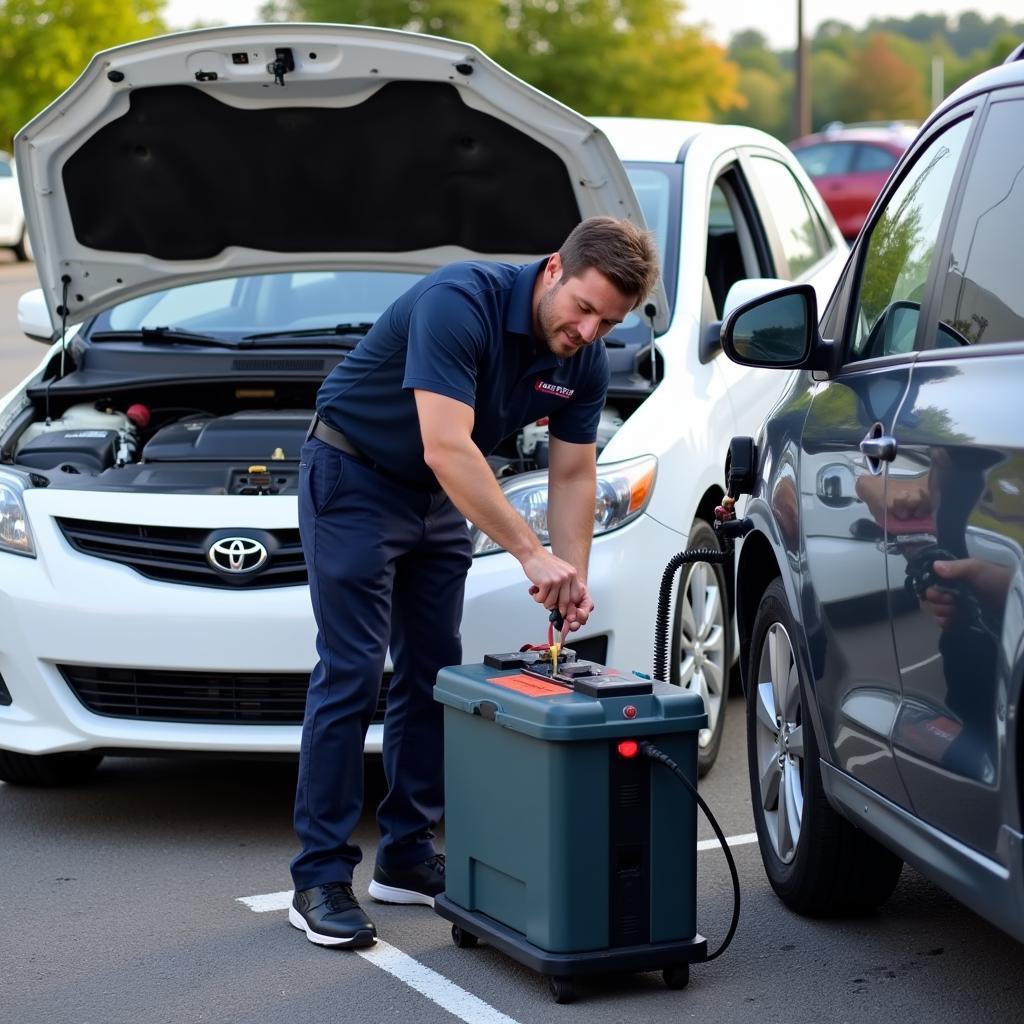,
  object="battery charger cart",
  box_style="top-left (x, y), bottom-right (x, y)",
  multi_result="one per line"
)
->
top-left (434, 651), bottom-right (712, 1004)
top-left (435, 441), bottom-right (753, 1002)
